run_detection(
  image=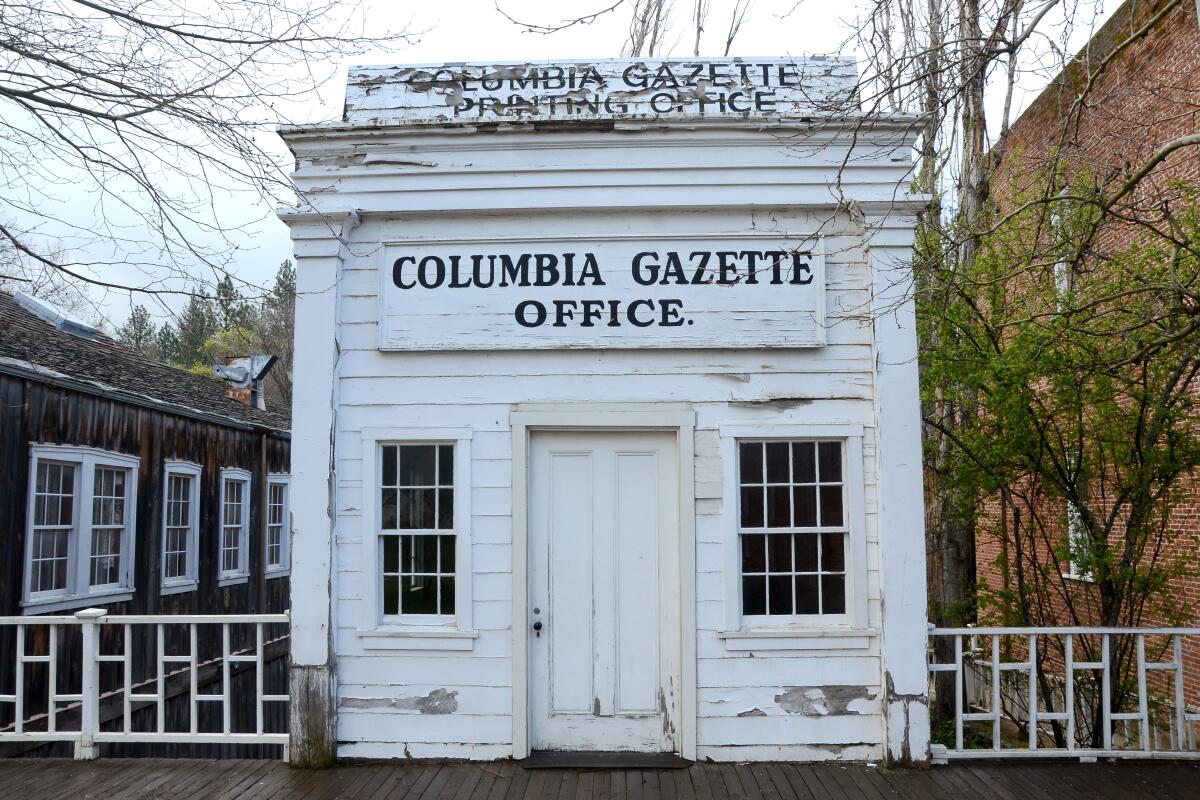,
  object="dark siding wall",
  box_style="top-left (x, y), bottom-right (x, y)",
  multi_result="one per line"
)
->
top-left (0, 373), bottom-right (290, 618)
